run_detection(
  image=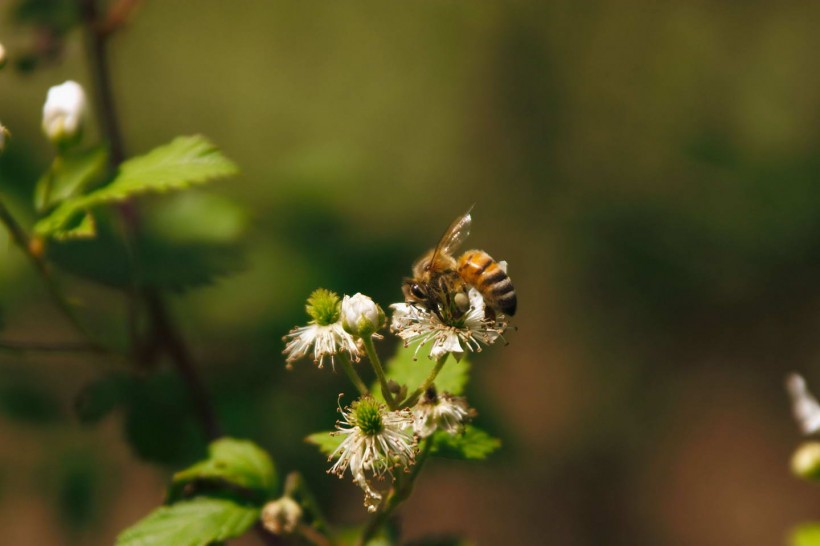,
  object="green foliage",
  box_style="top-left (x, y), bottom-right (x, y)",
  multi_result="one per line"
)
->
top-left (35, 135), bottom-right (238, 238)
top-left (428, 426), bottom-right (500, 461)
top-left (305, 431), bottom-right (343, 456)
top-left (375, 347), bottom-right (469, 399)
top-left (115, 497), bottom-right (258, 546)
top-left (170, 438), bottom-right (278, 503)
top-left (0, 372), bottom-right (62, 425)
top-left (791, 524), bottom-right (820, 546)
top-left (35, 146), bottom-right (108, 212)
top-left (74, 372), bottom-right (135, 424)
